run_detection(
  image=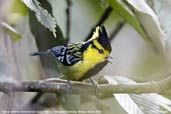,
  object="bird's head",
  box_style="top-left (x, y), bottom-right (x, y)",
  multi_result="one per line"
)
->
top-left (82, 26), bottom-right (112, 63)
top-left (90, 26), bottom-right (112, 53)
